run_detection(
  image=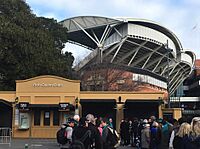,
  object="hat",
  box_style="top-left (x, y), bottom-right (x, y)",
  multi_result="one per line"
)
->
top-left (143, 119), bottom-right (148, 124)
top-left (67, 118), bottom-right (75, 123)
